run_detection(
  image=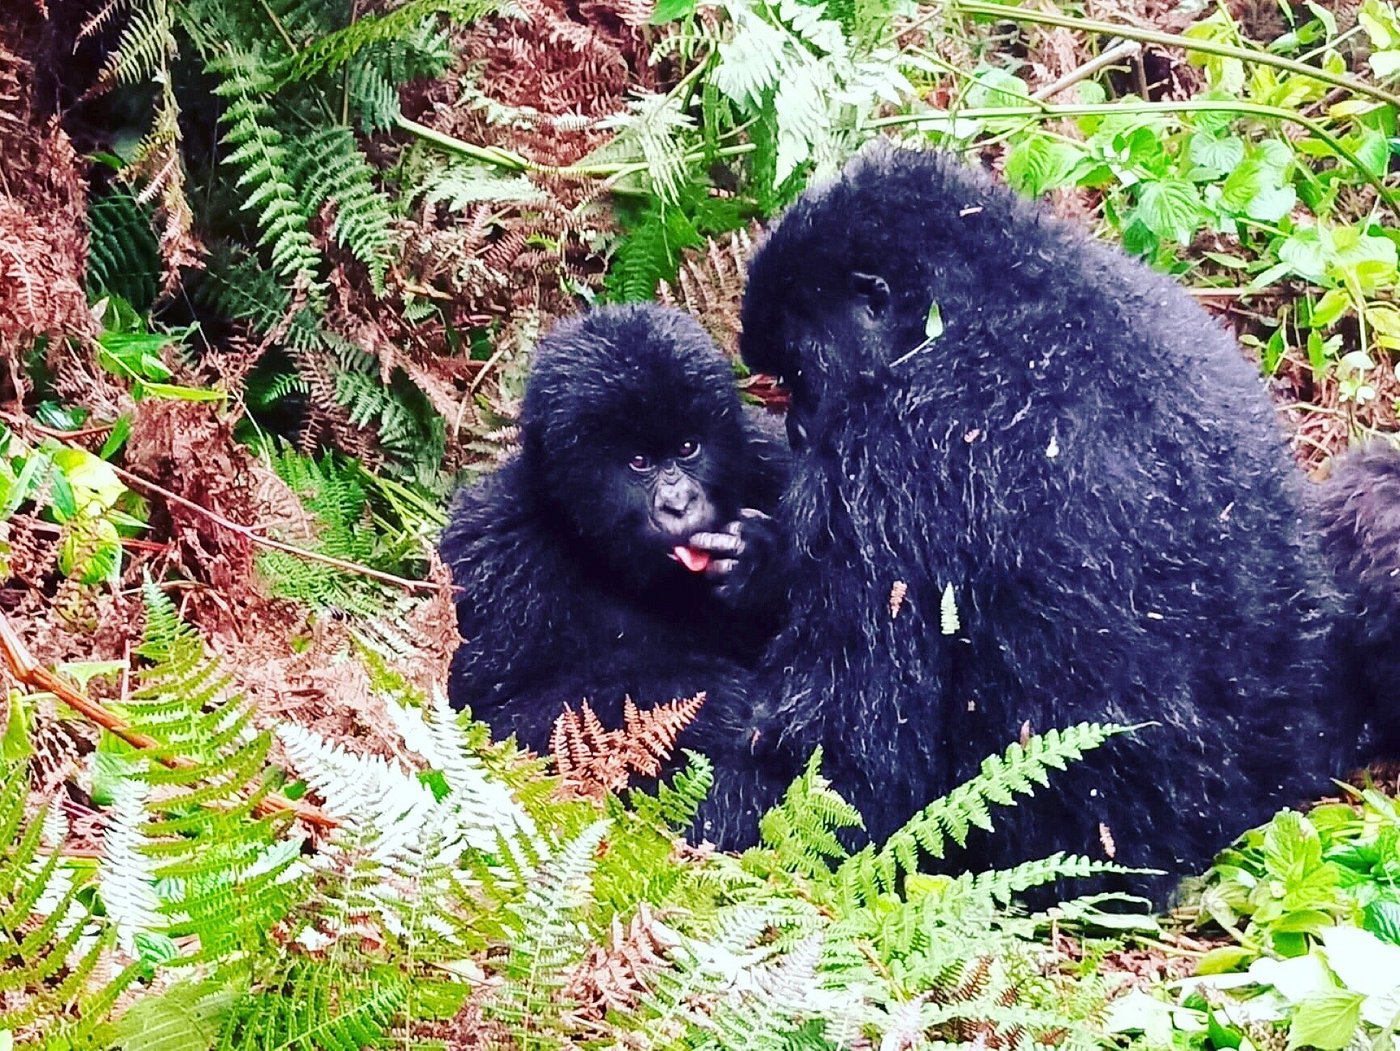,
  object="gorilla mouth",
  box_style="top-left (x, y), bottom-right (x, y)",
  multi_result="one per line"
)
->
top-left (670, 545), bottom-right (712, 573)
